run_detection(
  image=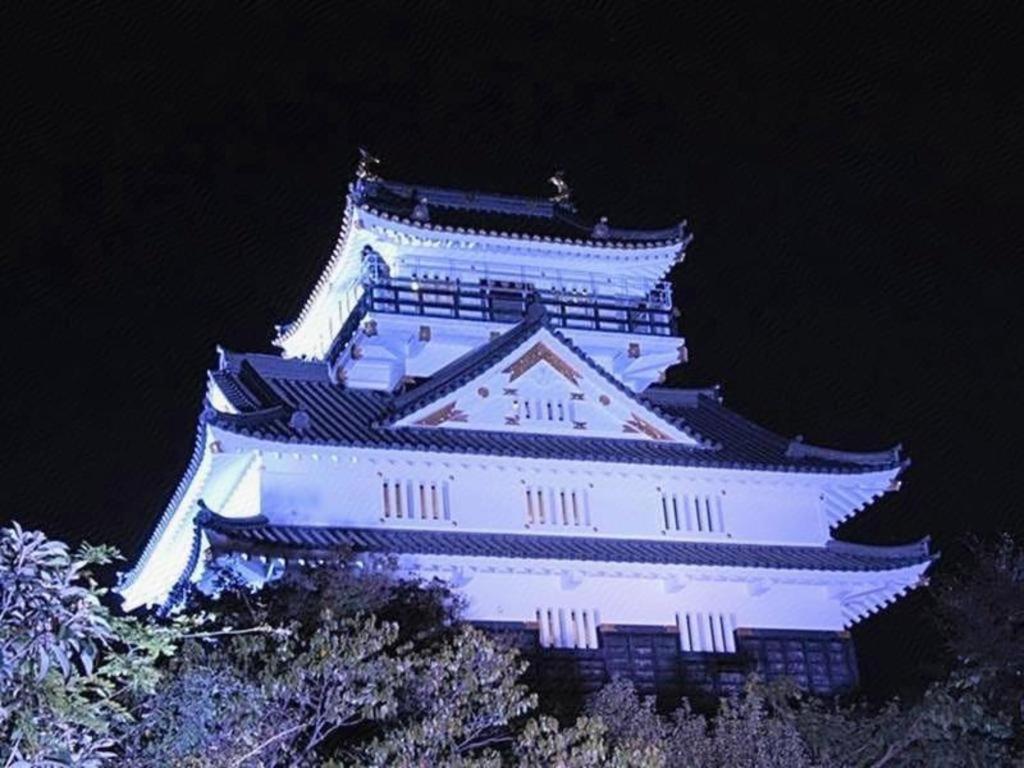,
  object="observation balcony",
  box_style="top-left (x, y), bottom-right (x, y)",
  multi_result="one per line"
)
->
top-left (360, 275), bottom-right (677, 336)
